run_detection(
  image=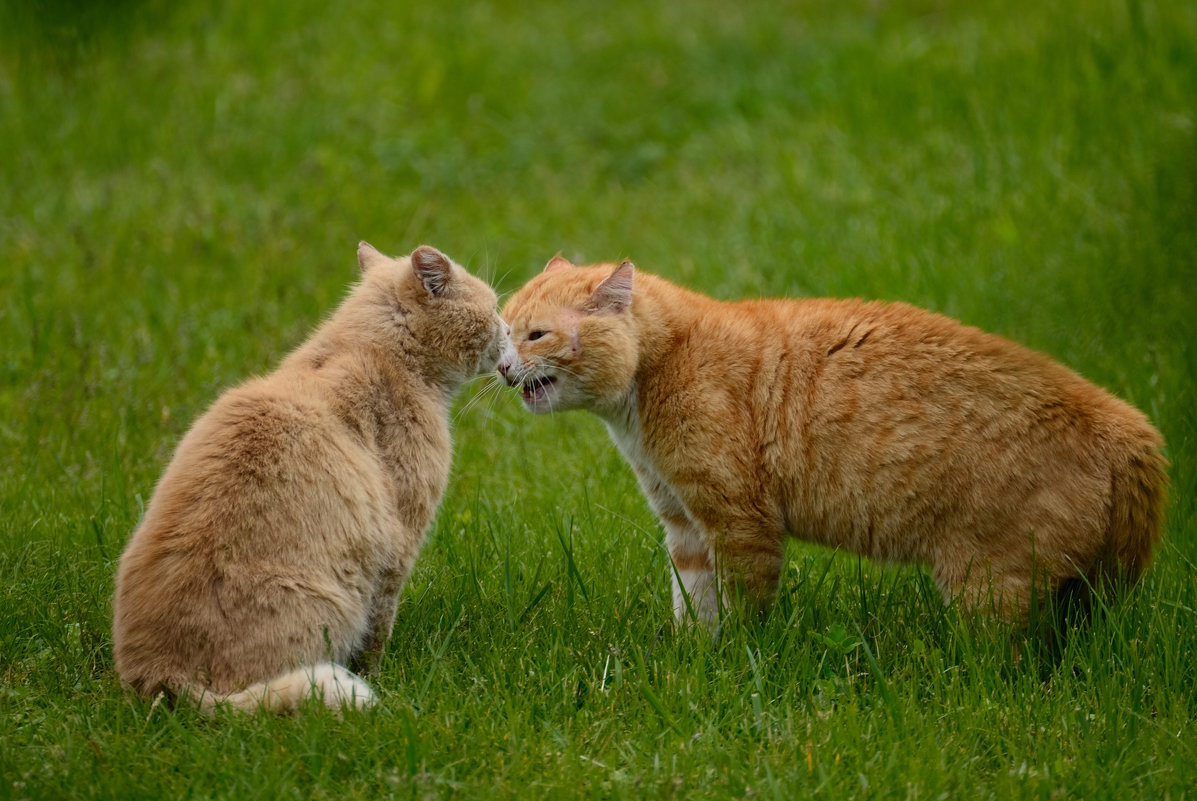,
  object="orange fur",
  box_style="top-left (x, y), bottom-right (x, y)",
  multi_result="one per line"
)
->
top-left (113, 244), bottom-right (507, 712)
top-left (500, 258), bottom-right (1167, 625)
